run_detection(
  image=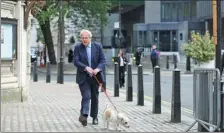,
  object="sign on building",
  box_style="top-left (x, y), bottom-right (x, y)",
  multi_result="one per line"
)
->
top-left (1, 24), bottom-right (14, 60)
